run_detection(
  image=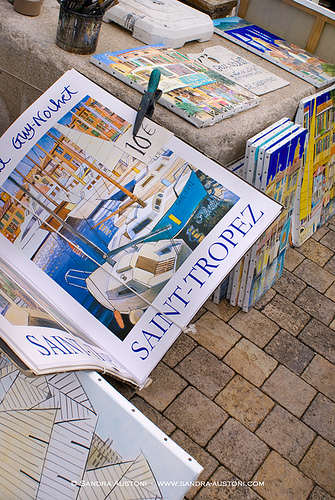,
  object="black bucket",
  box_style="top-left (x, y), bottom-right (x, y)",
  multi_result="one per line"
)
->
top-left (56, 5), bottom-right (103, 55)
